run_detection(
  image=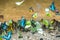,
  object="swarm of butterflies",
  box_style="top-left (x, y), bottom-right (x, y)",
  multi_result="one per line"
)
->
top-left (0, 1), bottom-right (60, 40)
top-left (0, 15), bottom-right (60, 40)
